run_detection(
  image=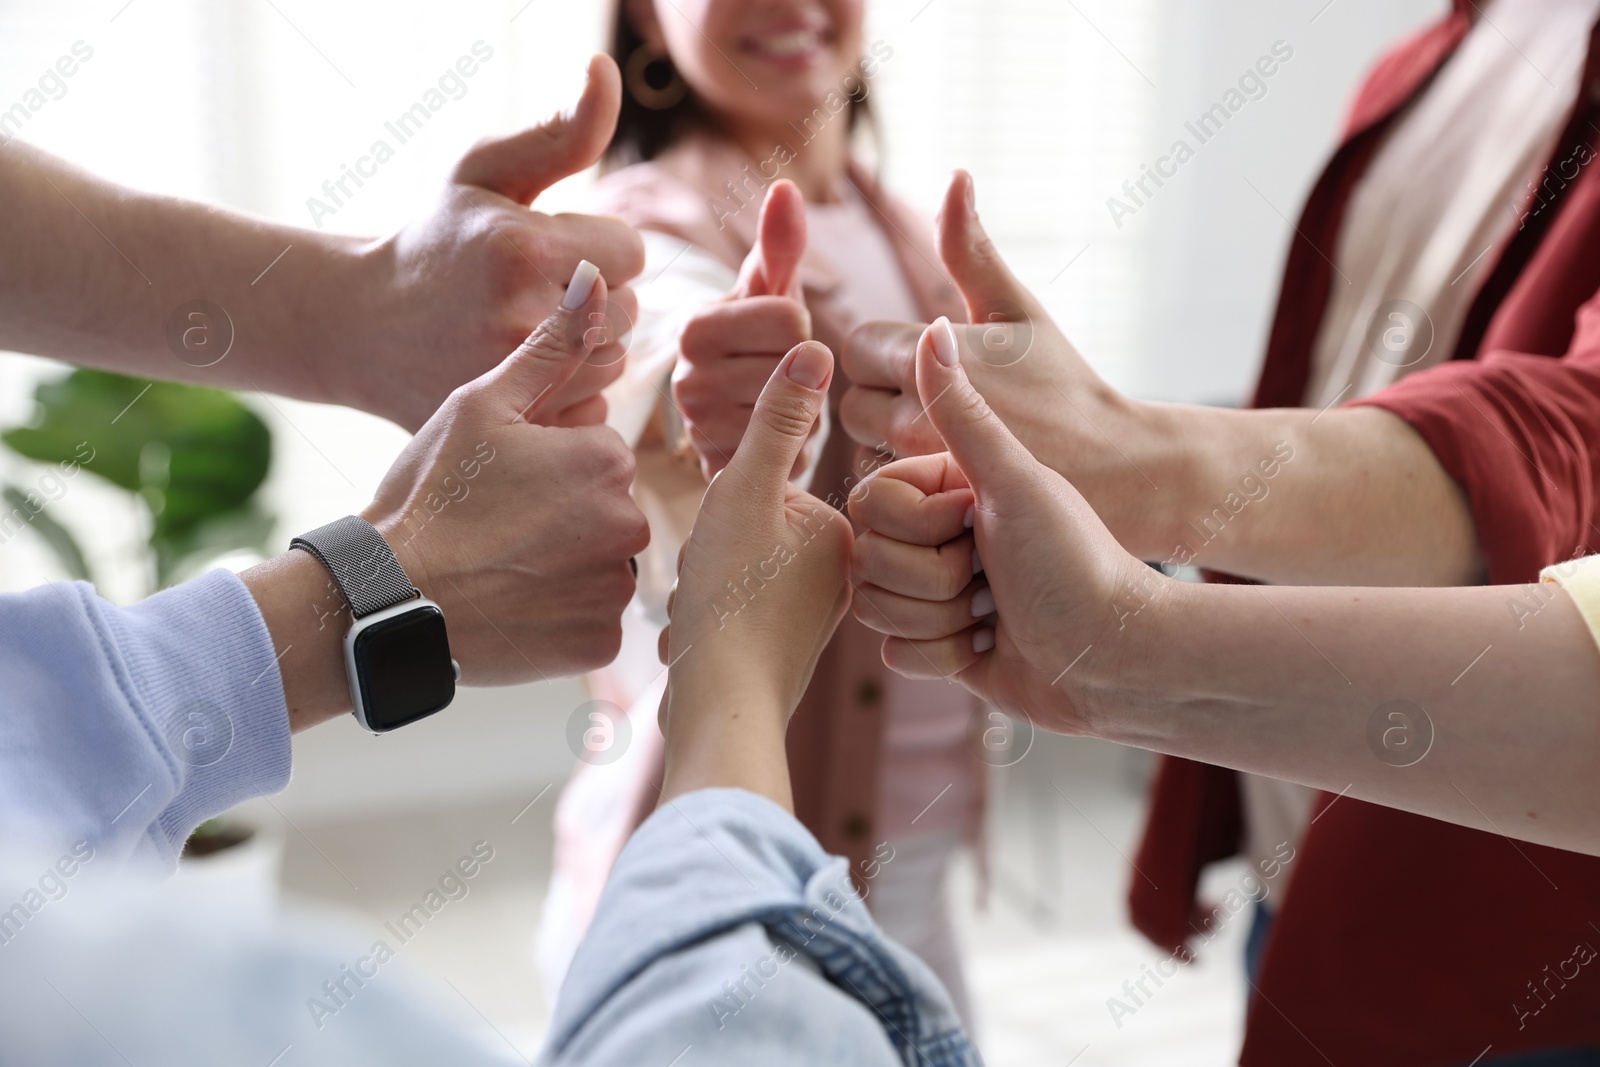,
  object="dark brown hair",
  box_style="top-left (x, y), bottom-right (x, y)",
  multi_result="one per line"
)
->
top-left (605, 1), bottom-right (873, 171)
